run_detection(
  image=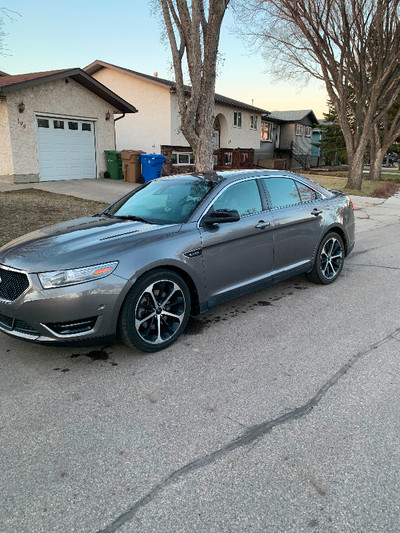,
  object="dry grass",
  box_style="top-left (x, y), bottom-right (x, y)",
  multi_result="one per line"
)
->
top-left (301, 172), bottom-right (400, 198)
top-left (0, 189), bottom-right (107, 248)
